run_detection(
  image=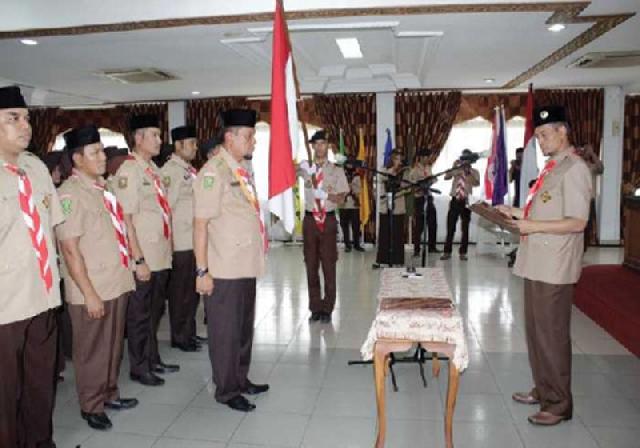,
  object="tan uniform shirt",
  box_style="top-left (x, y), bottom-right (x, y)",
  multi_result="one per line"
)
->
top-left (0, 152), bottom-right (64, 325)
top-left (56, 172), bottom-right (135, 305)
top-left (513, 151), bottom-right (592, 285)
top-left (343, 175), bottom-right (361, 210)
top-left (193, 147), bottom-right (265, 279)
top-left (161, 154), bottom-right (195, 252)
top-left (447, 166), bottom-right (480, 200)
top-left (299, 161), bottom-right (349, 212)
top-left (113, 152), bottom-right (172, 272)
top-left (378, 168), bottom-right (408, 215)
top-left (406, 163), bottom-right (433, 198)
